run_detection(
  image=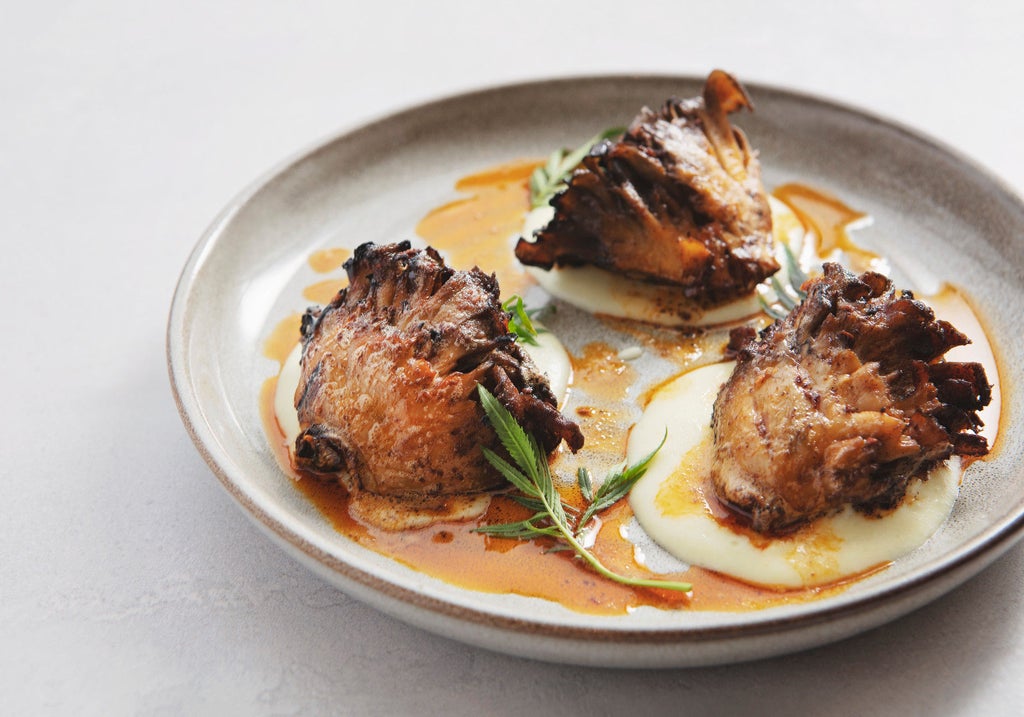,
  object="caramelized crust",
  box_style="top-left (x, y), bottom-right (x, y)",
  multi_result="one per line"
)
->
top-left (515, 70), bottom-right (779, 306)
top-left (711, 264), bottom-right (991, 534)
top-left (293, 241), bottom-right (583, 497)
